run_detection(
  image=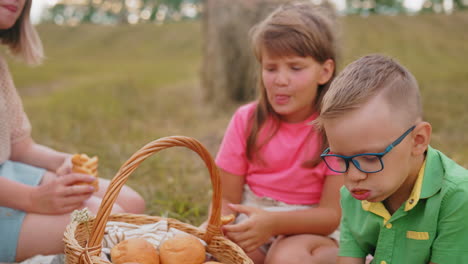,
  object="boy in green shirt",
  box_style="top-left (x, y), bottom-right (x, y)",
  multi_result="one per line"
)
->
top-left (315, 54), bottom-right (468, 264)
